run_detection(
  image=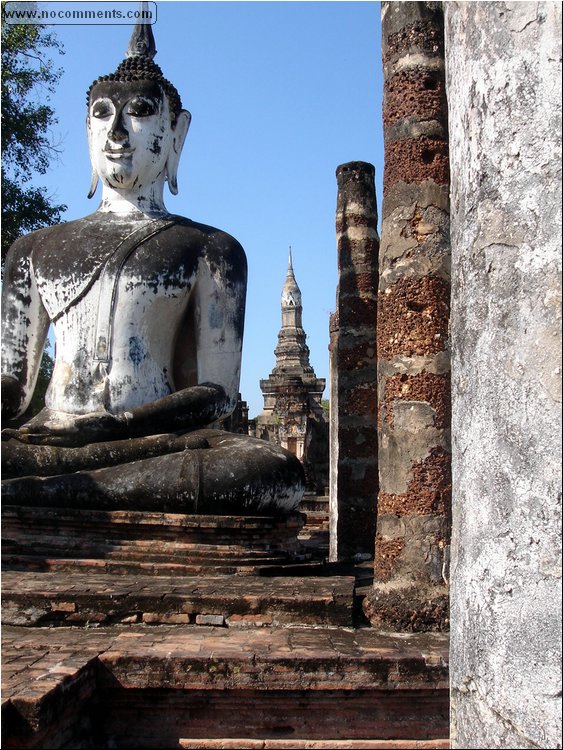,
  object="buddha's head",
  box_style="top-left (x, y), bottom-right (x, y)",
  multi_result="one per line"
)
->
top-left (86, 20), bottom-right (190, 199)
